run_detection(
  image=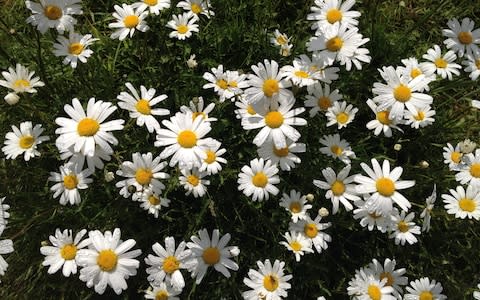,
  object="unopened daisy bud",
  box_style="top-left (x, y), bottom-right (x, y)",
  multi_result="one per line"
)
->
top-left (419, 160), bottom-right (429, 168)
top-left (187, 54), bottom-right (198, 69)
top-left (9, 28), bottom-right (15, 34)
top-left (104, 171), bottom-right (115, 182)
top-left (306, 193), bottom-right (315, 202)
top-left (41, 240), bottom-right (49, 247)
top-left (459, 139), bottom-right (477, 154)
top-left (192, 97), bottom-right (199, 104)
top-left (399, 1), bottom-right (406, 7)
top-left (229, 246), bottom-right (240, 257)
top-left (394, 143), bottom-right (402, 151)
top-left (4, 92), bottom-right (19, 105)
top-left (319, 207), bottom-right (329, 217)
